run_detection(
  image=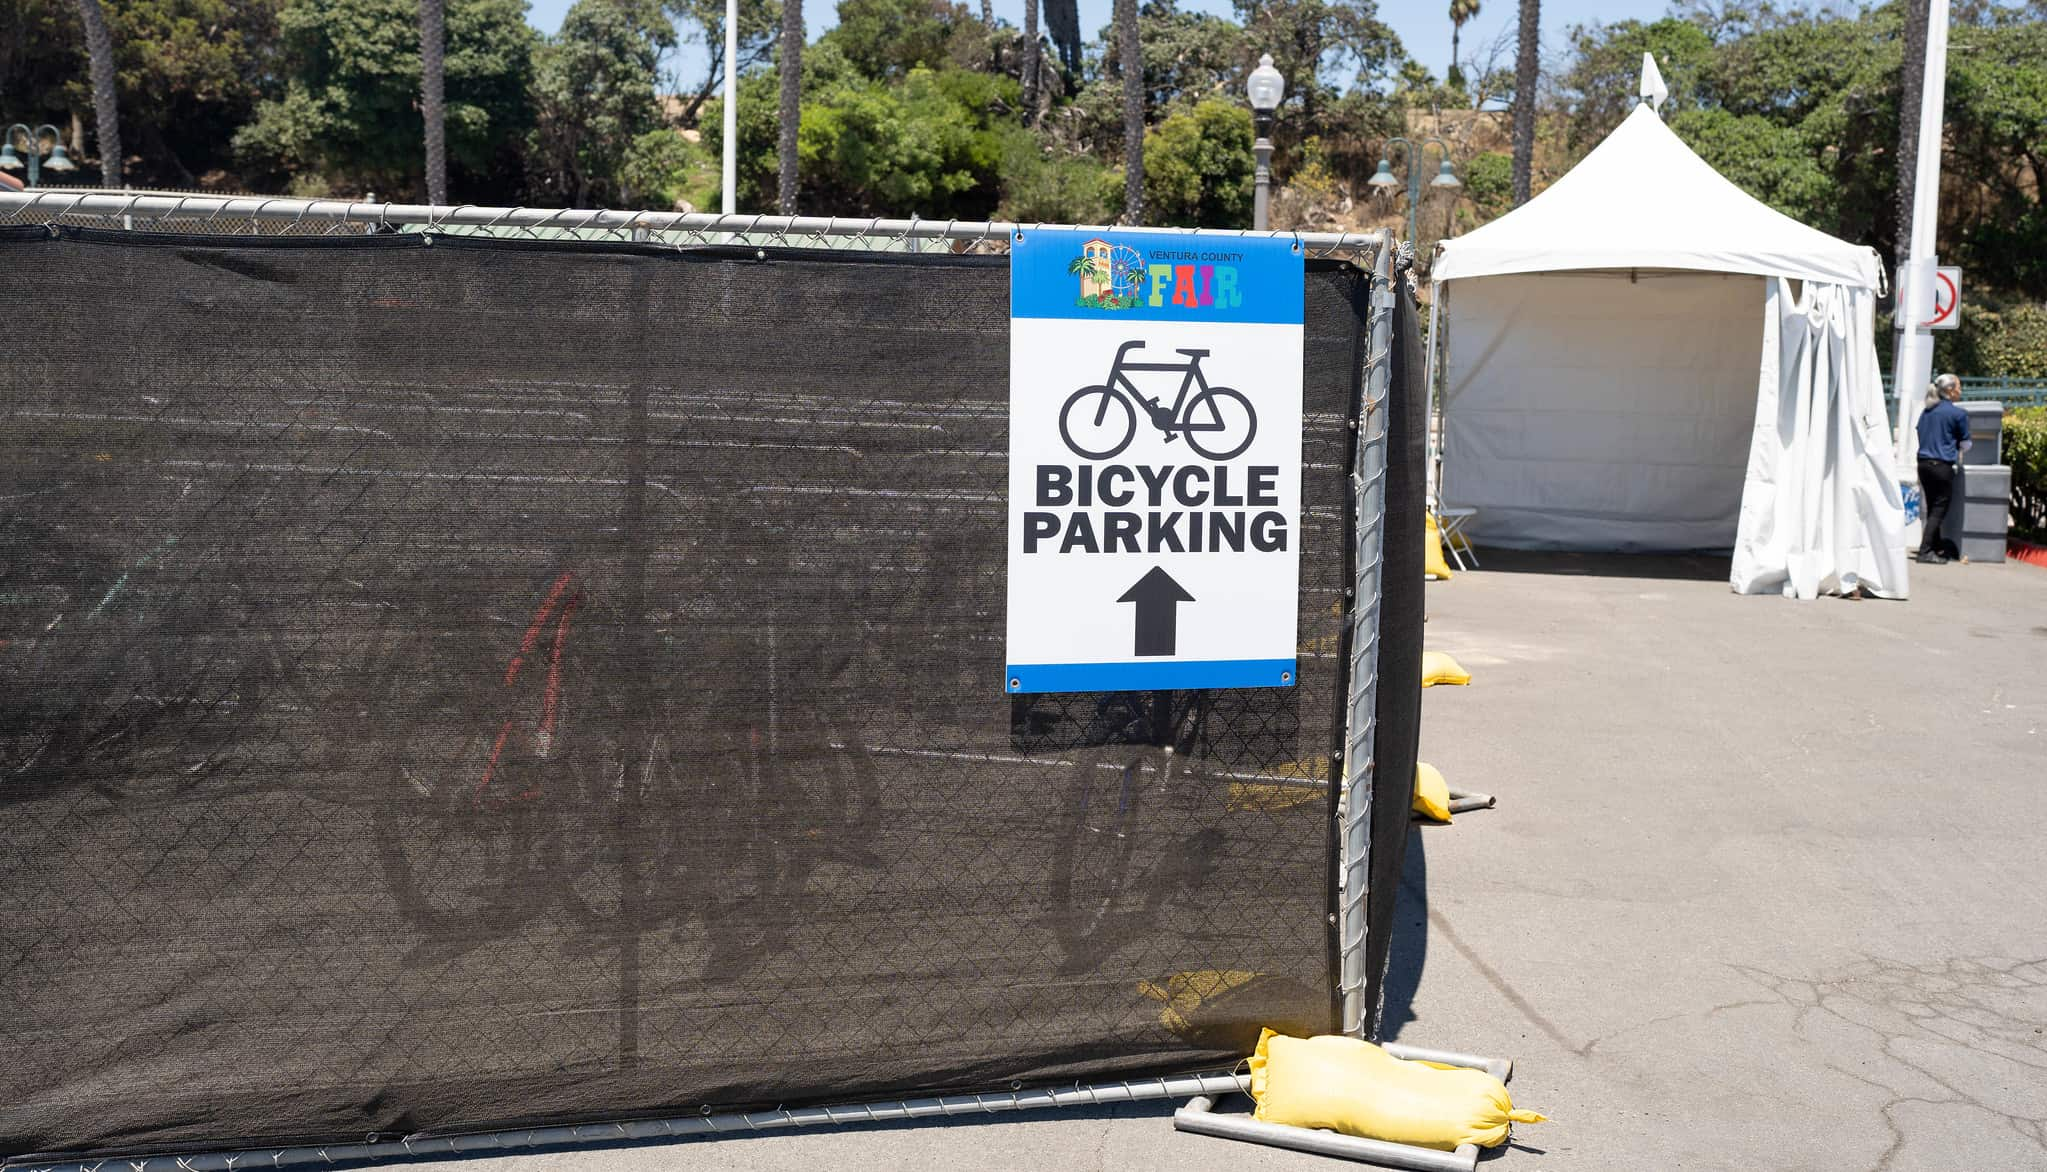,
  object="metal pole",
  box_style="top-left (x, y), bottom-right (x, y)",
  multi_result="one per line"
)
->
top-left (1252, 113), bottom-right (1273, 231)
top-left (17, 1074), bottom-right (1256, 1172)
top-left (1890, 0), bottom-right (1950, 475)
top-left (1405, 148), bottom-right (1421, 248)
top-left (1423, 285), bottom-right (1443, 505)
top-left (1174, 1095), bottom-right (1481, 1172)
top-left (1253, 138), bottom-right (1271, 231)
top-left (721, 0), bottom-right (738, 215)
top-left (1340, 240), bottom-right (1393, 1036)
